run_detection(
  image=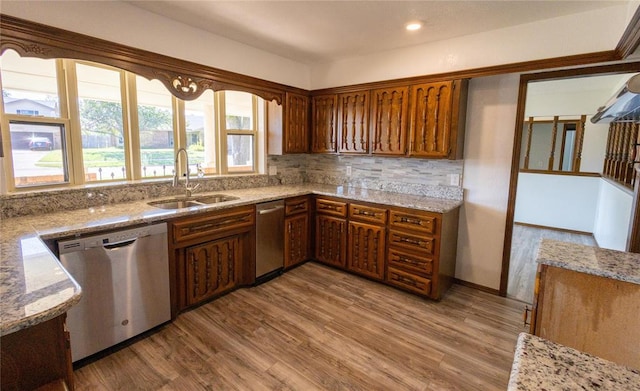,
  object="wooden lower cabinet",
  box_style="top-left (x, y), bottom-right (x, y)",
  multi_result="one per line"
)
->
top-left (315, 214), bottom-right (347, 268)
top-left (284, 196), bottom-right (311, 269)
top-left (314, 196), bottom-right (459, 300)
top-left (170, 205), bottom-right (255, 314)
top-left (285, 213), bottom-right (309, 268)
top-left (1, 314), bottom-right (74, 391)
top-left (184, 236), bottom-right (241, 306)
top-left (530, 264), bottom-right (640, 370)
